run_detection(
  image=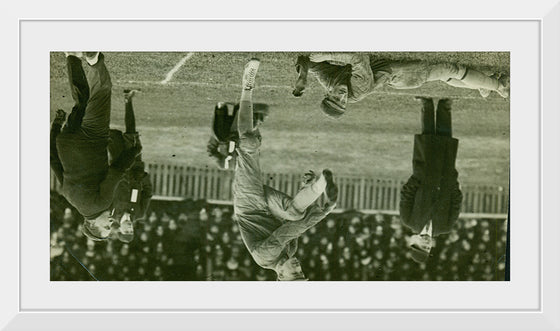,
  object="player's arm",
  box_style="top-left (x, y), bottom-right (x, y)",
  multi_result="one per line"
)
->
top-left (136, 173), bottom-right (153, 221)
top-left (50, 109), bottom-right (66, 184)
top-left (399, 175), bottom-right (420, 225)
top-left (293, 55), bottom-right (310, 97)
